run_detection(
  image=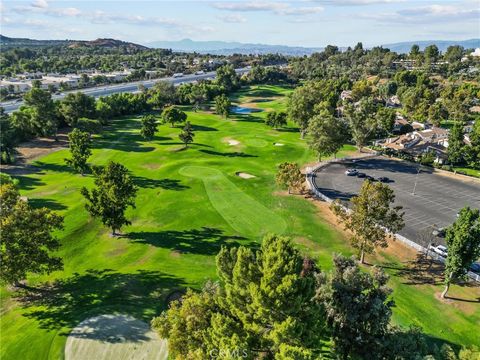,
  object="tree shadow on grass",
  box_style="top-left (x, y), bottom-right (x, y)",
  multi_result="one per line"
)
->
top-left (127, 227), bottom-right (247, 255)
top-left (133, 176), bottom-right (190, 191)
top-left (15, 174), bottom-right (45, 190)
top-left (17, 269), bottom-right (186, 337)
top-left (93, 140), bottom-right (155, 153)
top-left (199, 149), bottom-right (258, 158)
top-left (33, 161), bottom-right (76, 174)
top-left (28, 198), bottom-right (68, 211)
top-left (276, 127), bottom-right (300, 133)
top-left (191, 124), bottom-right (218, 132)
top-left (232, 114), bottom-right (264, 123)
